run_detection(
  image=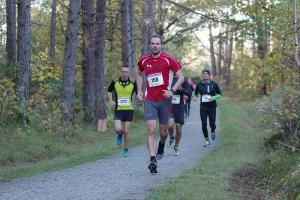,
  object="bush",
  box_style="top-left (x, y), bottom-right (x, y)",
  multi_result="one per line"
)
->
top-left (257, 85), bottom-right (300, 148)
